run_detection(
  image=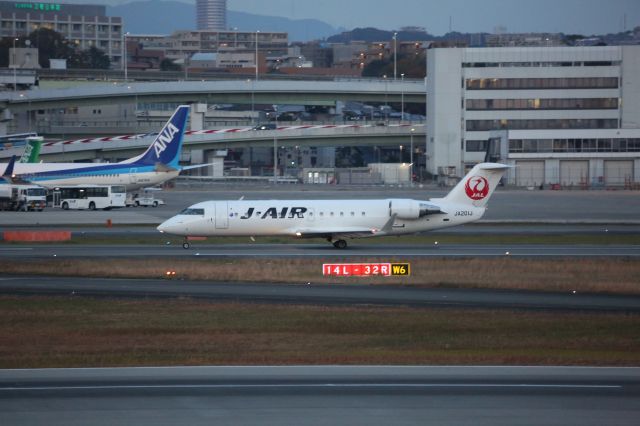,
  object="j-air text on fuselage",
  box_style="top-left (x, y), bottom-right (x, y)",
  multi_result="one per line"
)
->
top-left (158, 163), bottom-right (511, 249)
top-left (0, 105), bottom-right (207, 191)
